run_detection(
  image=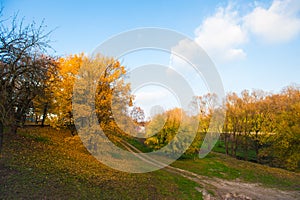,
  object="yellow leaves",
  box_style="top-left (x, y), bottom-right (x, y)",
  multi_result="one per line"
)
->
top-left (52, 53), bottom-right (131, 134)
top-left (50, 53), bottom-right (86, 126)
top-left (58, 53), bottom-right (84, 75)
top-left (144, 137), bottom-right (158, 149)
